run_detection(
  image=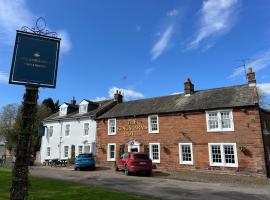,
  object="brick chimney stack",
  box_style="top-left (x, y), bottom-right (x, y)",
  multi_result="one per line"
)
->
top-left (184, 78), bottom-right (194, 96)
top-left (114, 90), bottom-right (123, 103)
top-left (247, 67), bottom-right (256, 86)
top-left (70, 97), bottom-right (76, 105)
